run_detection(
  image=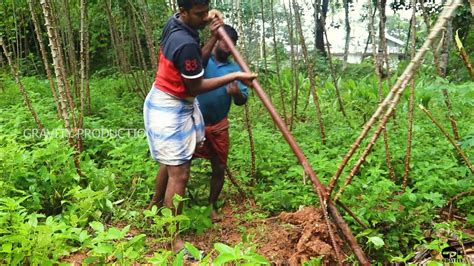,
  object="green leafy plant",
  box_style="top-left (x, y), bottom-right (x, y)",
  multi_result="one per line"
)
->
top-left (82, 222), bottom-right (146, 264)
top-left (212, 242), bottom-right (269, 265)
